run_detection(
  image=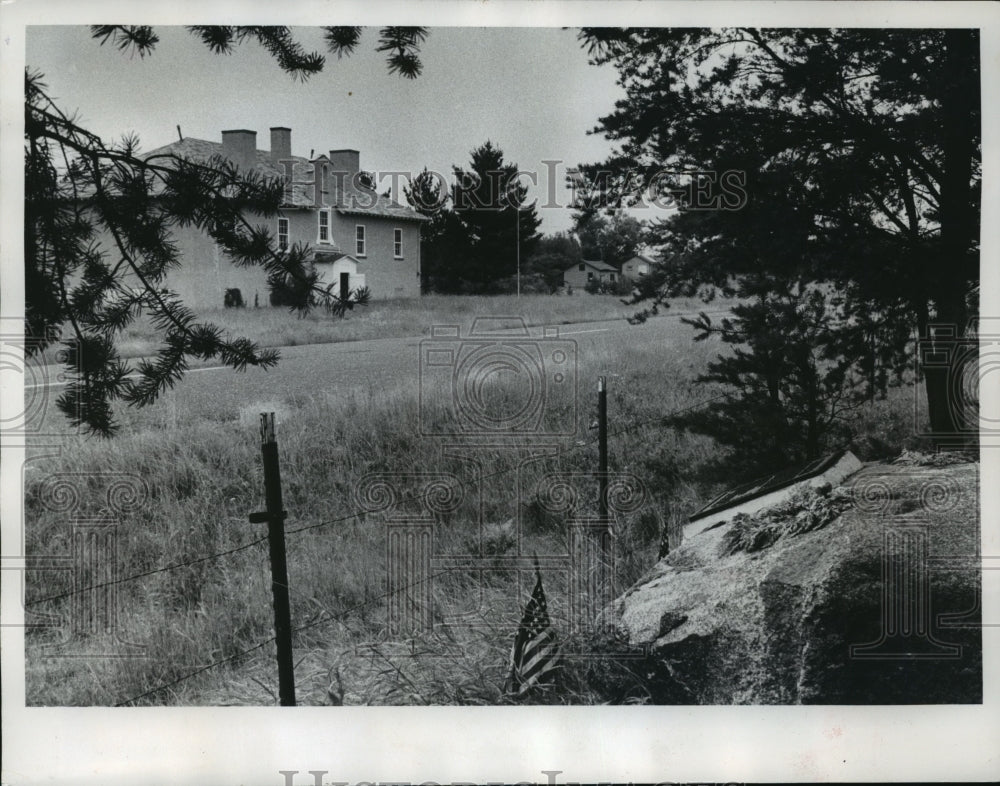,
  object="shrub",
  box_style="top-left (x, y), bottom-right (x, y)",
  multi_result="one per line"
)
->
top-left (584, 277), bottom-right (631, 296)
